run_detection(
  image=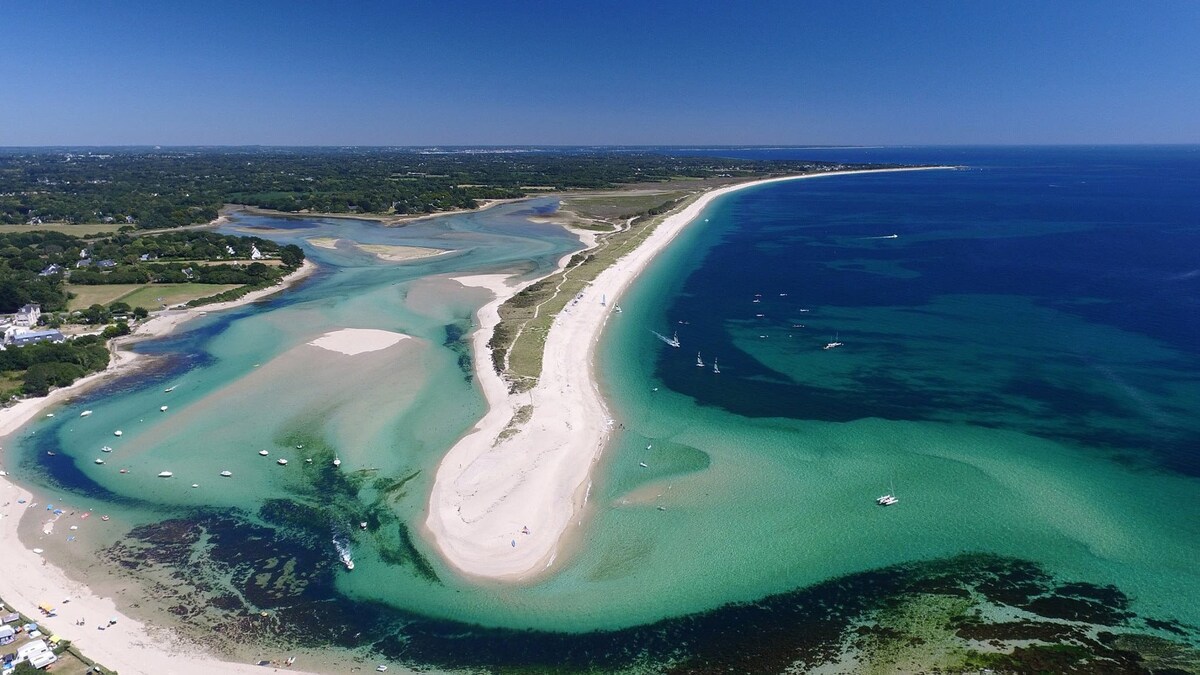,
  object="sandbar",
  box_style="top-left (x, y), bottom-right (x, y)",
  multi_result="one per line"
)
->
top-left (307, 328), bottom-right (408, 355)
